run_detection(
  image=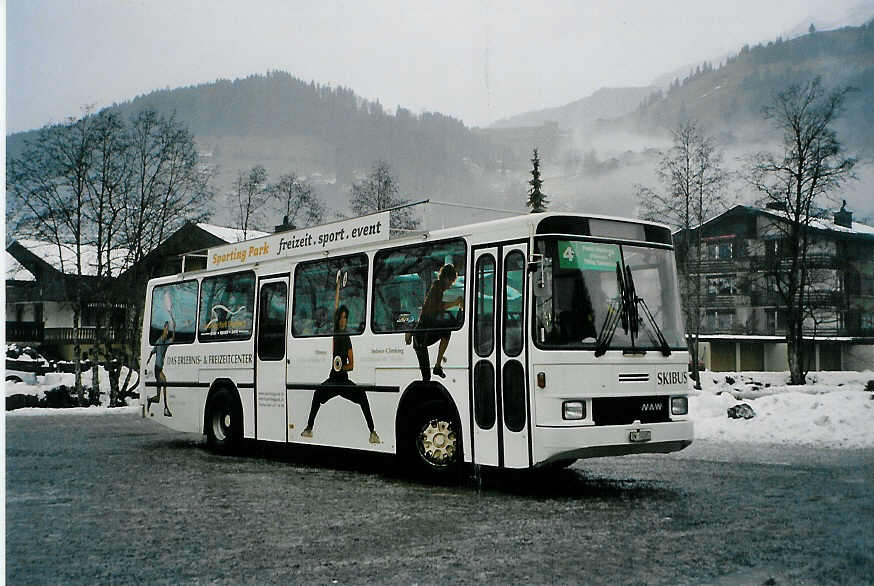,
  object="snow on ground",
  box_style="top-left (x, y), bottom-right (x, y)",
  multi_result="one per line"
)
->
top-left (5, 364), bottom-right (139, 412)
top-left (8, 405), bottom-right (140, 416)
top-left (5, 372), bottom-right (75, 401)
top-left (691, 370), bottom-right (874, 449)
